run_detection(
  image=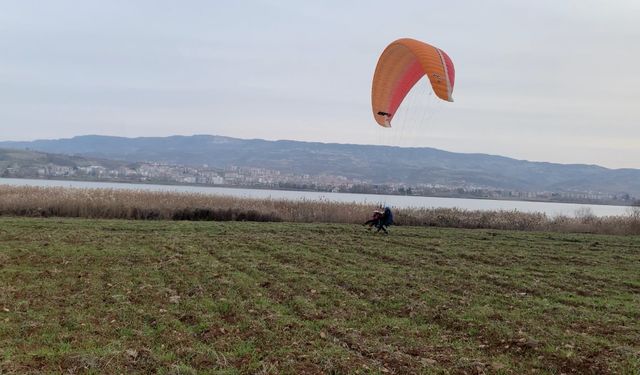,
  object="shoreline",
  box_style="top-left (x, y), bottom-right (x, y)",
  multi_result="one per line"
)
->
top-left (1, 184), bottom-right (638, 235)
top-left (0, 176), bottom-right (634, 209)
